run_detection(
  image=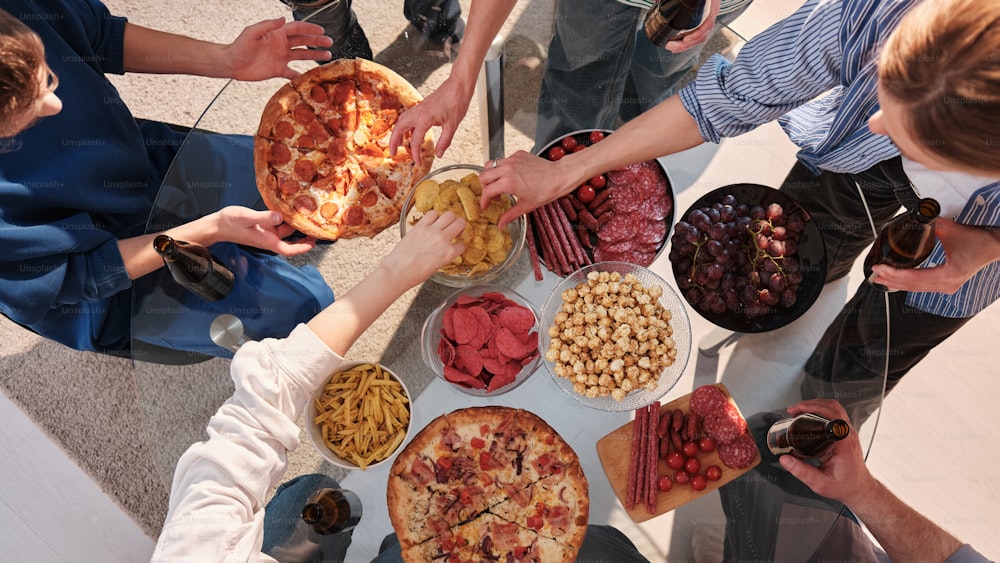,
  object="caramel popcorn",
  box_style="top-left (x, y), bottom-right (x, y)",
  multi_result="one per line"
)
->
top-left (545, 271), bottom-right (677, 401)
